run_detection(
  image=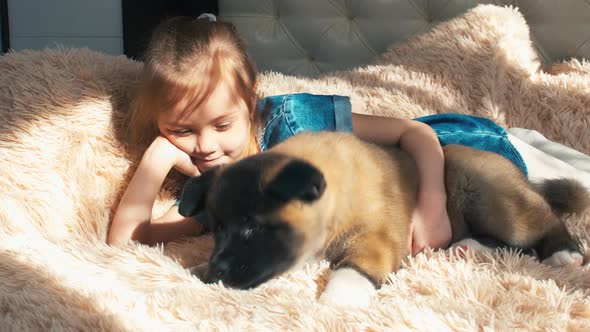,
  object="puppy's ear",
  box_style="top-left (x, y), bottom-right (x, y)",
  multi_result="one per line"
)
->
top-left (266, 159), bottom-right (326, 203)
top-left (178, 167), bottom-right (220, 218)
